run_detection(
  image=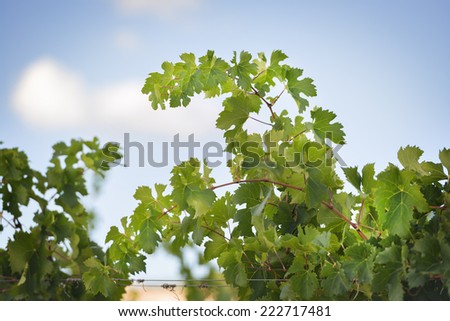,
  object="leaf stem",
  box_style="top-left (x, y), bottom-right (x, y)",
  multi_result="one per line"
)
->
top-left (249, 116), bottom-right (273, 127)
top-left (272, 248), bottom-right (286, 272)
top-left (271, 88), bottom-right (285, 106)
top-left (210, 178), bottom-right (304, 192)
top-left (357, 197), bottom-right (365, 225)
top-left (0, 211), bottom-right (17, 230)
top-left (201, 225), bottom-right (229, 241)
top-left (288, 129), bottom-right (307, 142)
